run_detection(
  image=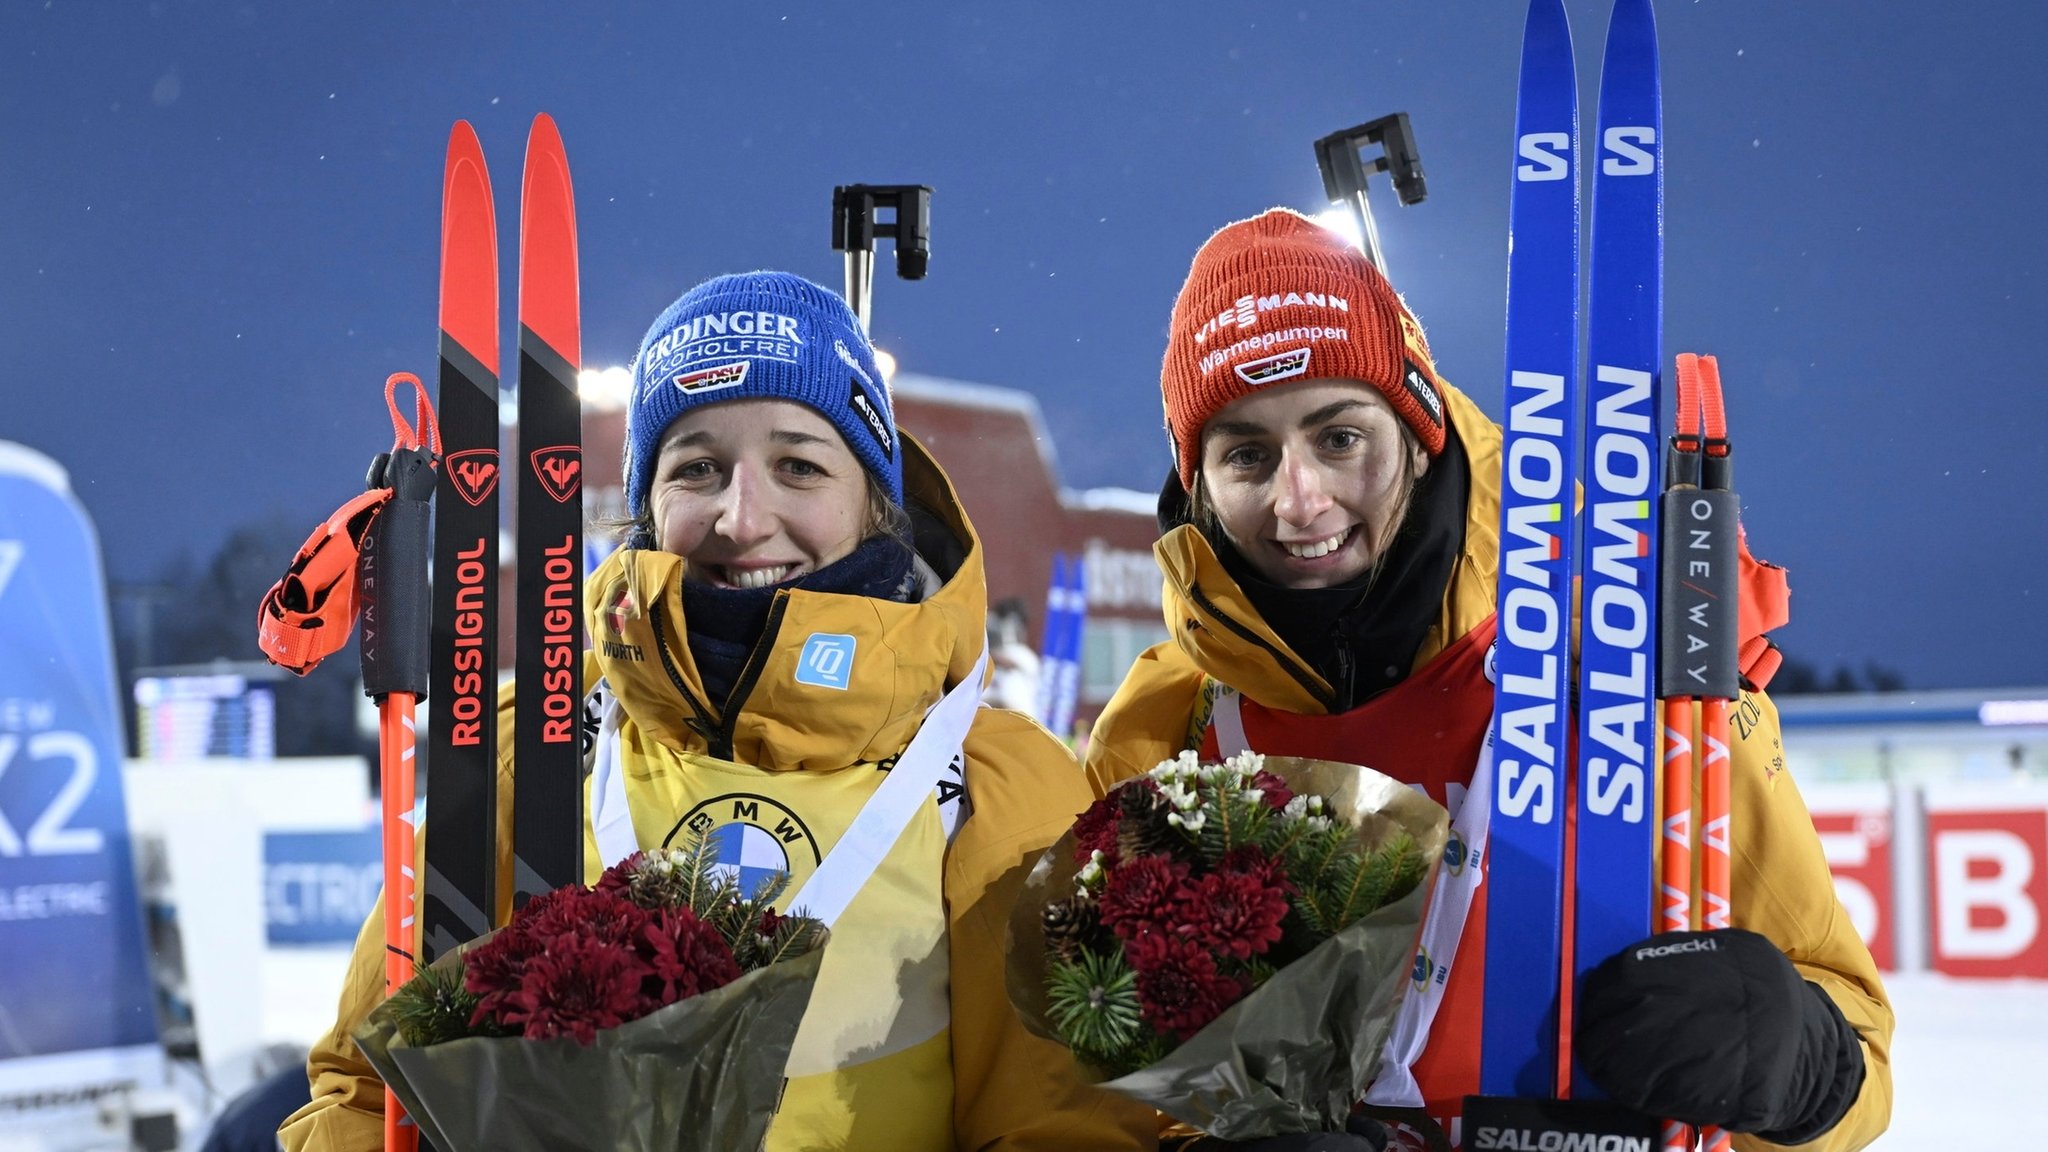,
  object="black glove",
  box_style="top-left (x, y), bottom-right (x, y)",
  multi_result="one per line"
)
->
top-left (1182, 1114), bottom-right (1389, 1152)
top-left (1576, 928), bottom-right (1865, 1145)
